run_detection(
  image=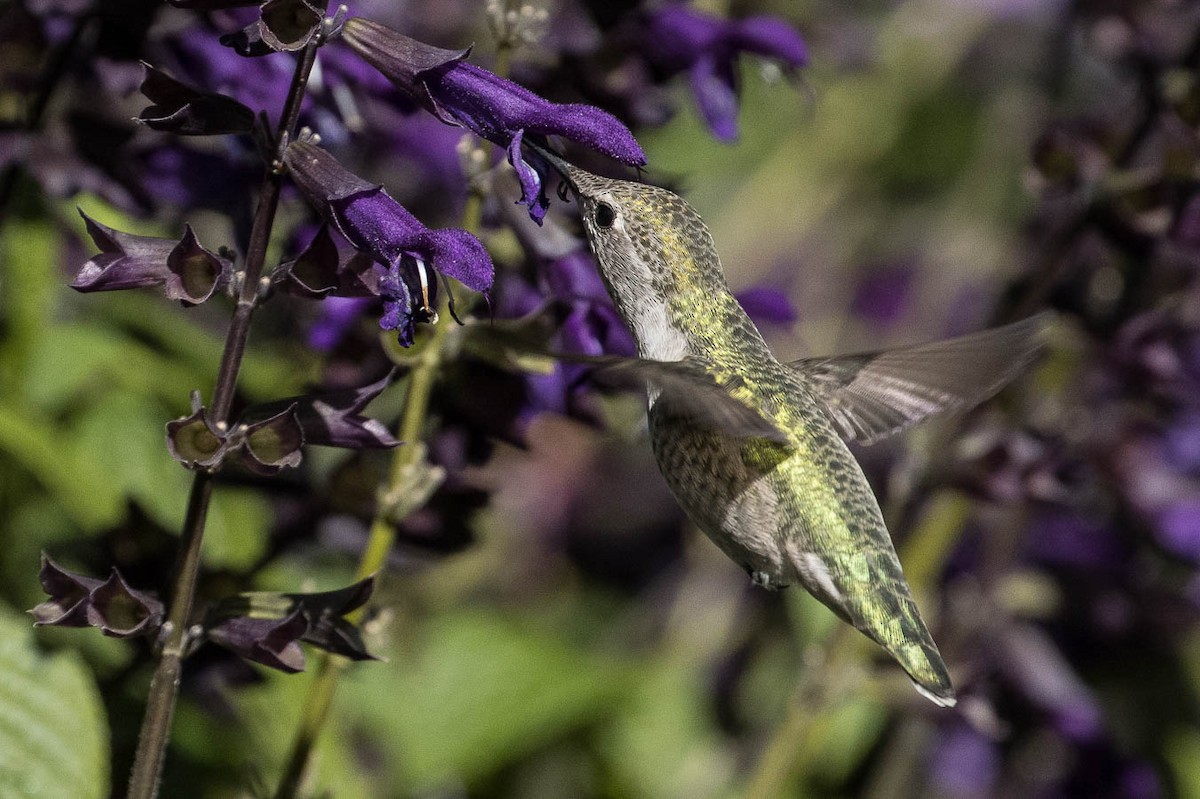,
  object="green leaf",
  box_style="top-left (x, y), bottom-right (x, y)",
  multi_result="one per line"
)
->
top-left (0, 400), bottom-right (125, 531)
top-left (203, 488), bottom-right (271, 571)
top-left (23, 322), bottom-right (205, 414)
top-left (235, 608), bottom-right (632, 795)
top-left (0, 219), bottom-right (60, 382)
top-left (0, 608), bottom-right (110, 799)
top-left (347, 610), bottom-right (631, 791)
